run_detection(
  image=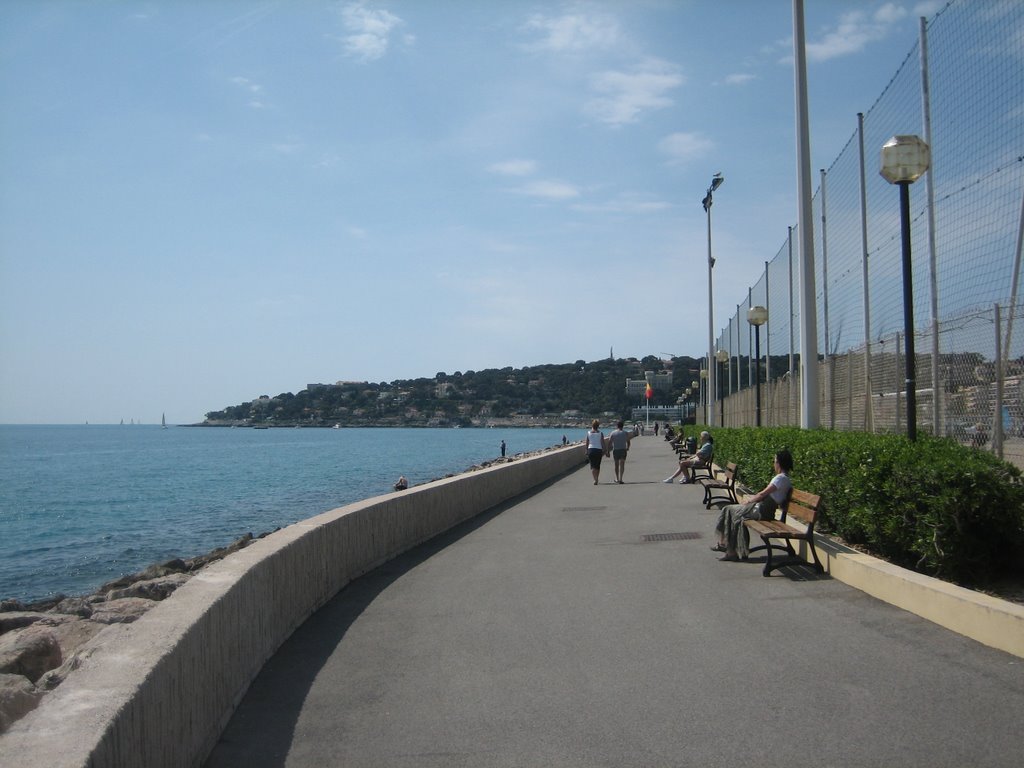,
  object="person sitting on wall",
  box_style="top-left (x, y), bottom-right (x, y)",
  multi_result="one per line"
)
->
top-left (393, 475), bottom-right (408, 491)
top-left (663, 430), bottom-right (712, 484)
